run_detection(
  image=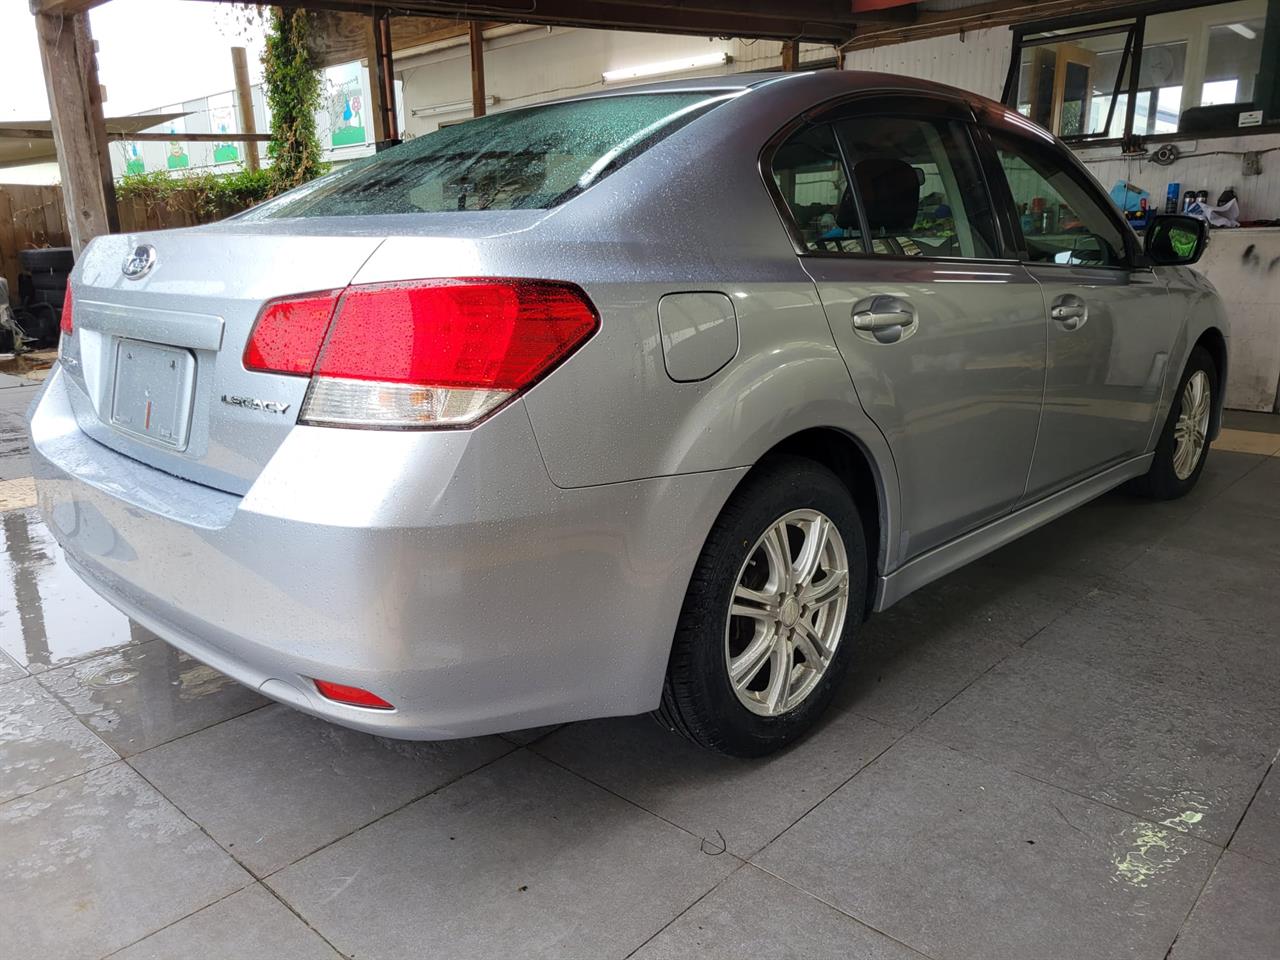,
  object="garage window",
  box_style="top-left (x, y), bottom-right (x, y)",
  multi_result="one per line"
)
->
top-left (1004, 0), bottom-right (1280, 141)
top-left (244, 91), bottom-right (734, 218)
